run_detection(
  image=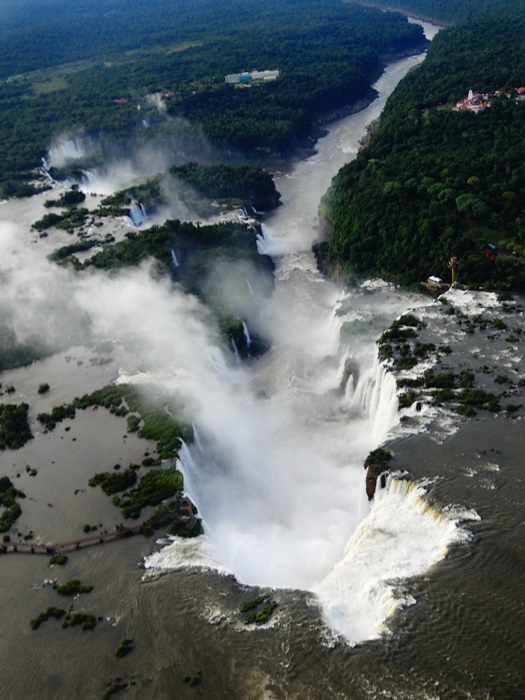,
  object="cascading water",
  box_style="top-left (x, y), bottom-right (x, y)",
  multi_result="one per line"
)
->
top-left (242, 321), bottom-right (252, 349)
top-left (44, 137), bottom-right (87, 169)
top-left (144, 20), bottom-right (466, 643)
top-left (314, 474), bottom-right (474, 642)
top-left (128, 201), bottom-right (147, 227)
top-left (230, 337), bottom-right (241, 363)
top-left (170, 248), bottom-right (180, 268)
top-left (145, 276), bottom-right (446, 606)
